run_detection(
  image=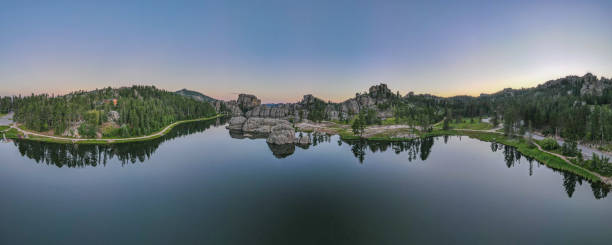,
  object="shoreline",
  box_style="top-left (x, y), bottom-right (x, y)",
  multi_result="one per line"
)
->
top-left (4, 114), bottom-right (224, 144)
top-left (295, 121), bottom-right (611, 186)
top-left (4, 115), bottom-right (611, 185)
